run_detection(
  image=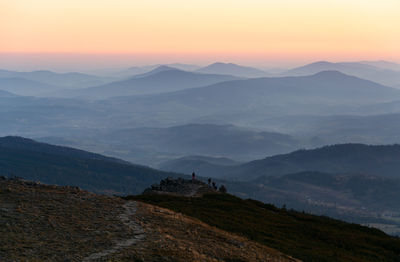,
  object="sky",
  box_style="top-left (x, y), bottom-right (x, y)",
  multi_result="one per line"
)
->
top-left (1, 0), bottom-right (399, 70)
